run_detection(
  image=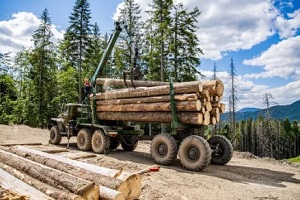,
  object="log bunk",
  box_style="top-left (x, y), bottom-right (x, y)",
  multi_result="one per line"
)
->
top-left (95, 78), bottom-right (225, 126)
